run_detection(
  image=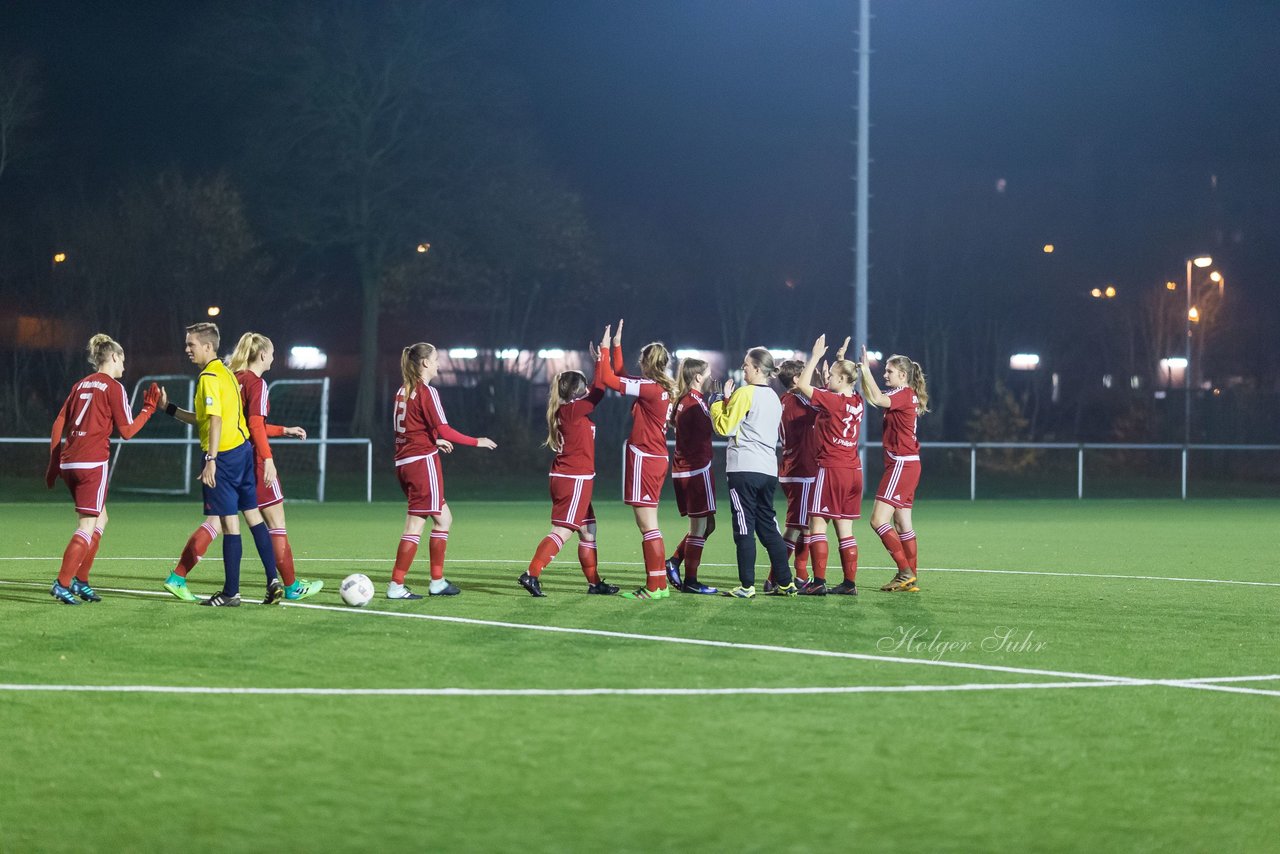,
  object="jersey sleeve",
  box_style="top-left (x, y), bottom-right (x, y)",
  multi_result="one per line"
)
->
top-left (111, 380), bottom-right (154, 440)
top-left (886, 387), bottom-right (914, 412)
top-left (247, 415), bottom-right (274, 459)
top-left (597, 347), bottom-right (623, 392)
top-left (711, 384), bottom-right (755, 436)
top-left (807, 388), bottom-right (839, 416)
top-left (424, 386), bottom-right (479, 447)
top-left (611, 344), bottom-right (626, 376)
